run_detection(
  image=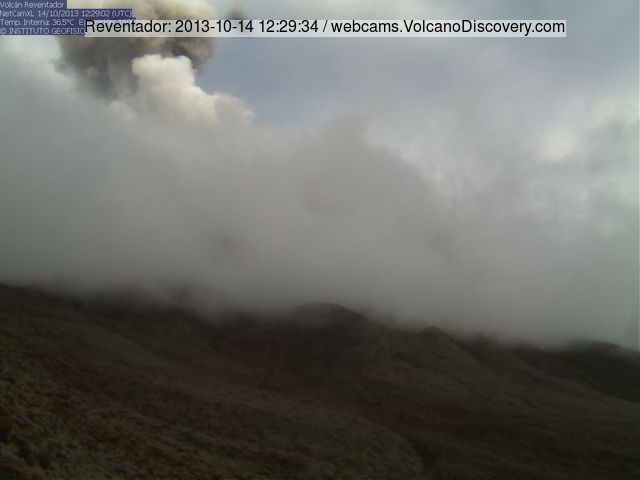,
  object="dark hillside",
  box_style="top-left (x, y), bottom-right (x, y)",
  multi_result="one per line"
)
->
top-left (1, 285), bottom-right (639, 479)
